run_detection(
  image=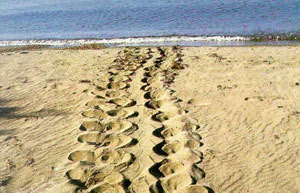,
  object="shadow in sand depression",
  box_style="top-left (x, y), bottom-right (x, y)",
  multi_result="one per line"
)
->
top-left (0, 98), bottom-right (69, 120)
top-left (0, 128), bottom-right (16, 136)
top-left (0, 98), bottom-right (11, 106)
